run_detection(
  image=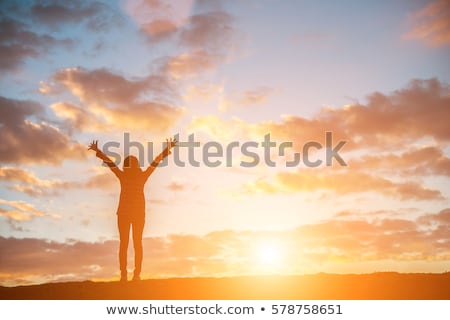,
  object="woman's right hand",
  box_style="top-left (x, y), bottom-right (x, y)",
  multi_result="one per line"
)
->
top-left (88, 140), bottom-right (99, 152)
